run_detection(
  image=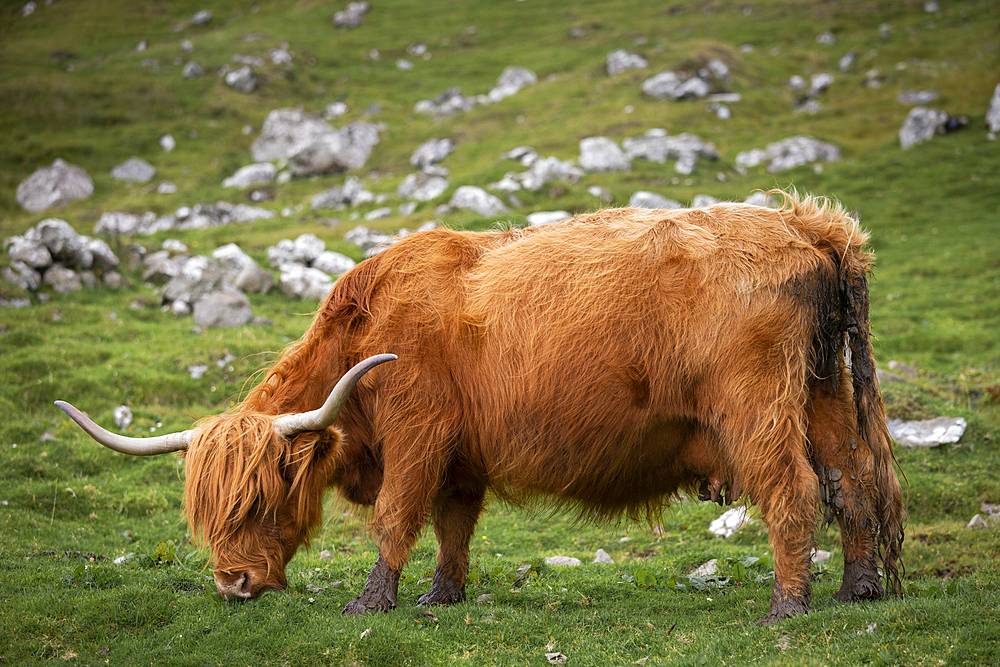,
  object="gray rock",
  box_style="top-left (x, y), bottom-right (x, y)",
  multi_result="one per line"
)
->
top-left (79, 270), bottom-right (100, 289)
top-left (544, 556), bottom-right (582, 567)
top-left (592, 549), bottom-right (614, 565)
top-left (42, 265), bottom-right (82, 294)
top-left (606, 49), bottom-right (647, 76)
top-left (629, 191), bottom-right (682, 210)
top-left (85, 237), bottom-right (119, 270)
top-left (232, 54), bottom-right (266, 67)
top-left (487, 66), bottom-right (537, 103)
top-left (810, 73), bottom-right (834, 96)
top-left (735, 135), bottom-right (841, 172)
top-left (223, 162), bottom-right (276, 188)
top-left (839, 51), bottom-right (857, 72)
top-left (103, 271), bottom-right (124, 290)
top-left (161, 255), bottom-right (225, 305)
top-left (225, 66), bottom-right (257, 93)
top-left (313, 251), bottom-right (356, 276)
top-left (888, 417), bottom-right (967, 448)
top-left (142, 250), bottom-right (182, 284)
top-left (397, 172), bottom-right (449, 201)
top-left (364, 207), bottom-right (392, 221)
top-left (290, 121), bottom-right (379, 176)
top-left (15, 158), bottom-right (94, 212)
top-left (344, 225), bottom-right (392, 253)
top-left (333, 1), bottom-right (369, 29)
top-left (816, 30), bottom-right (835, 45)
top-left (111, 157), bottom-right (156, 184)
top-left (899, 107), bottom-right (949, 149)
top-left (414, 86), bottom-right (479, 117)
top-left (502, 145), bottom-right (539, 166)
top-left (161, 239), bottom-right (188, 253)
top-left (279, 264), bottom-right (335, 300)
top-left (622, 129), bottom-right (718, 174)
top-left (642, 71), bottom-right (711, 100)
top-left (688, 559), bottom-right (719, 578)
top-left (514, 156), bottom-right (582, 191)
top-left (448, 186), bottom-right (509, 217)
top-left (691, 194), bottom-right (720, 208)
top-left (967, 514), bottom-right (988, 529)
top-left (189, 9), bottom-right (212, 26)
top-left (897, 90), bottom-right (939, 106)
top-left (270, 48), bottom-right (293, 66)
top-left (193, 291), bottom-right (253, 327)
top-left (312, 175), bottom-right (375, 209)
top-left (26, 218), bottom-right (87, 266)
top-left (578, 137), bottom-right (630, 172)
top-left (743, 191), bottom-right (782, 208)
top-left (160, 134), bottom-right (176, 152)
top-left (113, 406), bottom-right (132, 430)
top-left (527, 210), bottom-right (571, 226)
top-left (182, 60), bottom-right (204, 78)
top-left (2, 261), bottom-right (41, 291)
top-left (267, 233), bottom-right (326, 268)
top-left (985, 83), bottom-right (1000, 133)
top-left (709, 506), bottom-right (750, 537)
top-left (212, 243), bottom-right (273, 294)
top-left (251, 109), bottom-right (336, 162)
top-left (7, 236), bottom-right (52, 269)
top-left (410, 138), bottom-right (455, 169)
